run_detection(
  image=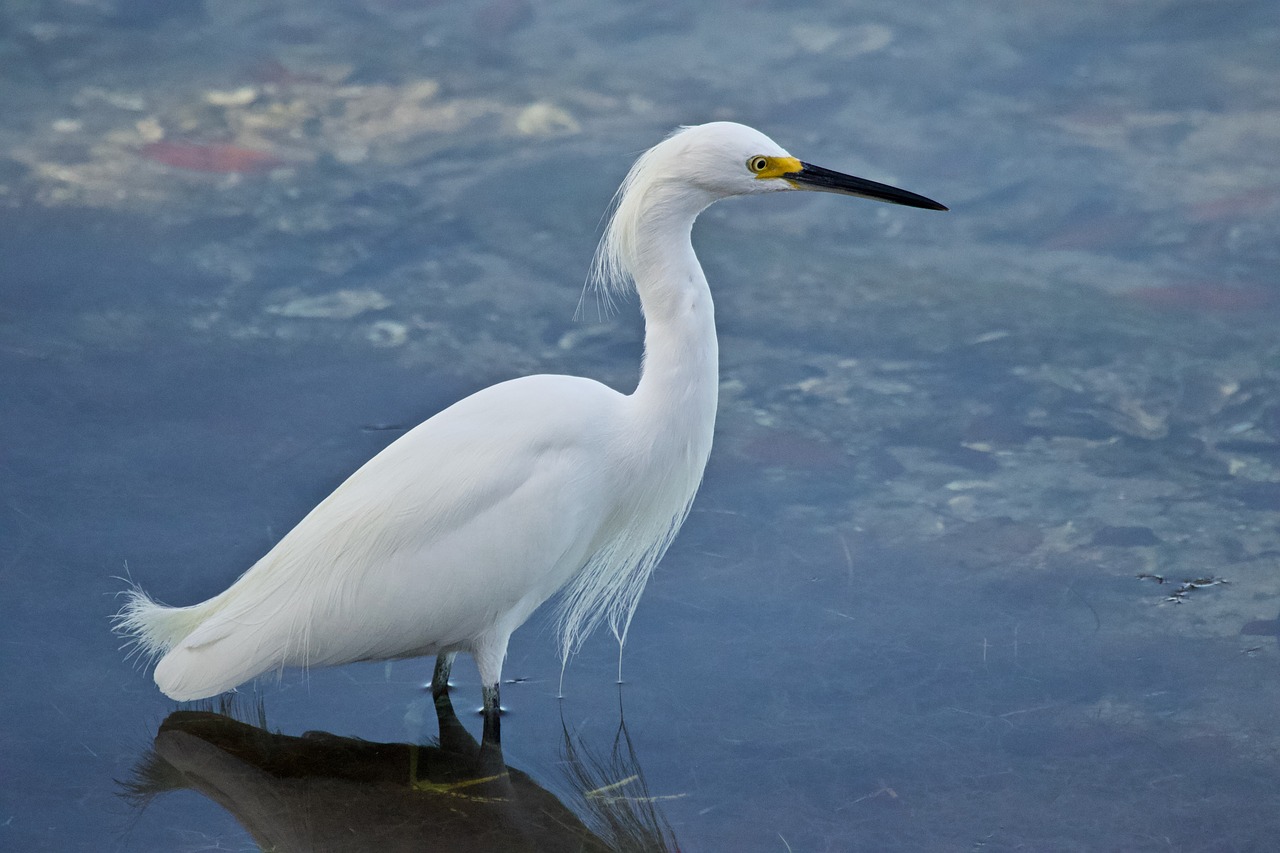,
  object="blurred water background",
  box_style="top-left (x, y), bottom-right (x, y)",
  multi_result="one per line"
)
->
top-left (3, 0), bottom-right (1279, 850)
